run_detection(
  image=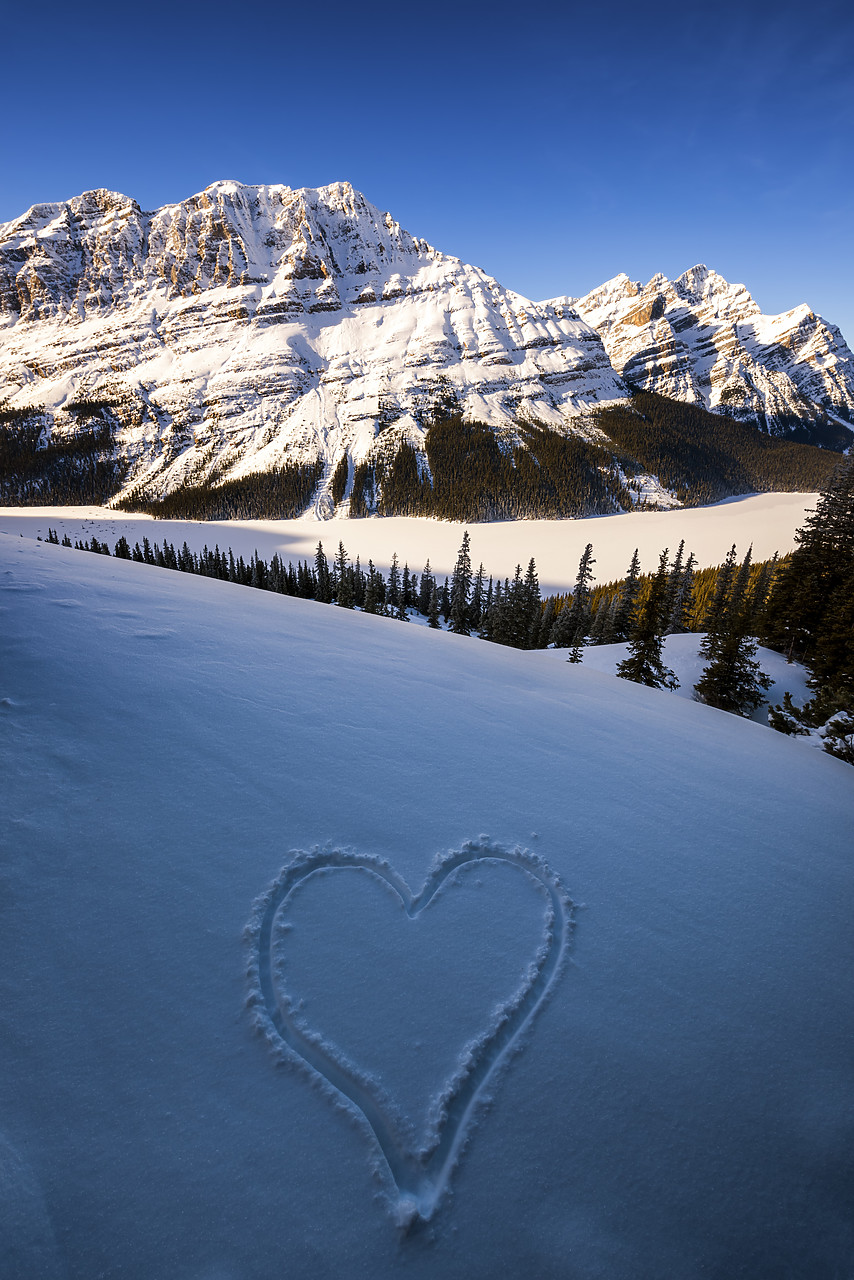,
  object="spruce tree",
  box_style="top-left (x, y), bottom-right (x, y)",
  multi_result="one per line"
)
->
top-left (470, 563), bottom-right (486, 633)
top-left (314, 542), bottom-right (332, 603)
top-left (387, 552), bottom-right (401, 611)
top-left (335, 542), bottom-right (353, 608)
top-left (441, 577), bottom-right (451, 623)
top-left (449, 531), bottom-right (473, 635)
top-left (615, 549), bottom-right (678, 689)
top-left (428, 583), bottom-right (441, 629)
top-left (418, 560), bottom-right (434, 615)
top-left (694, 547), bottom-right (771, 716)
top-left (521, 558), bottom-right (541, 649)
top-left (536, 596), bottom-right (556, 649)
top-left (611, 548), bottom-right (642, 641)
top-left (363, 561), bottom-right (380, 615)
top-left (551, 543), bottom-right (595, 654)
